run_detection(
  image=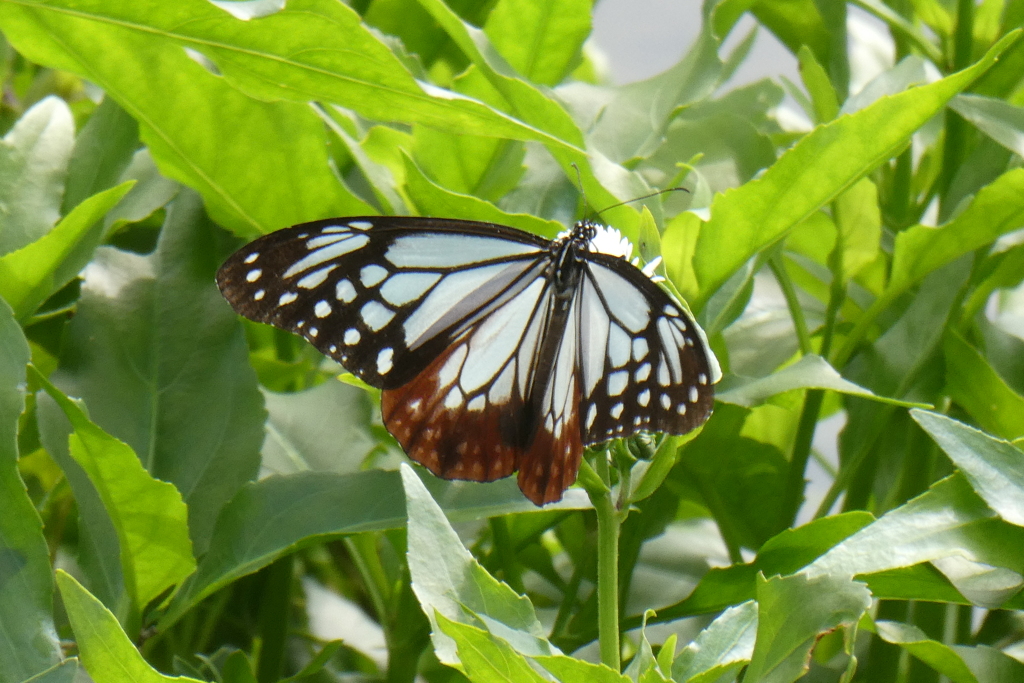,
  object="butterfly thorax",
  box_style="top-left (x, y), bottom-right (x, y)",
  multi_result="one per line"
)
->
top-left (551, 220), bottom-right (598, 291)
